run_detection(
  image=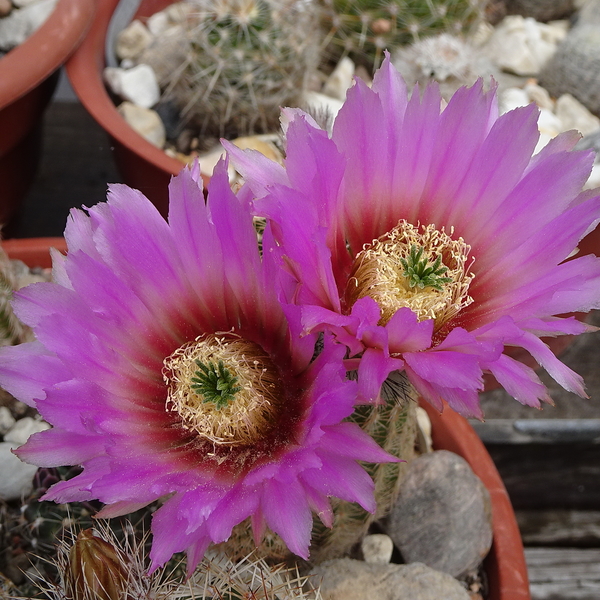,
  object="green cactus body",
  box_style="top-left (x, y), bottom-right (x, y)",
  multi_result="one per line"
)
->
top-left (319, 0), bottom-right (484, 72)
top-left (309, 371), bottom-right (418, 563)
top-left (0, 247), bottom-right (30, 347)
top-left (158, 0), bottom-right (322, 141)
